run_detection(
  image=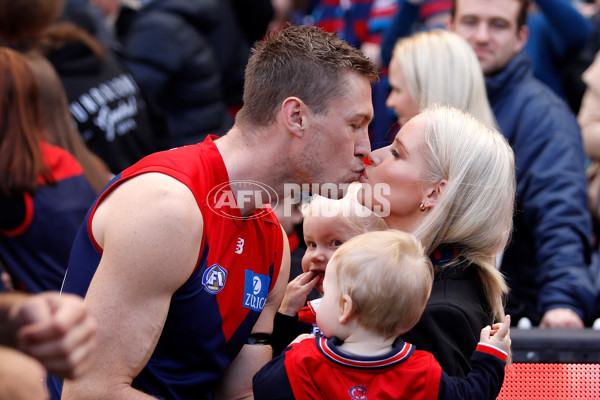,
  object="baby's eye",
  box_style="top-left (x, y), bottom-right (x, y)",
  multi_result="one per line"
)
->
top-left (307, 241), bottom-right (317, 248)
top-left (332, 240), bottom-right (343, 247)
